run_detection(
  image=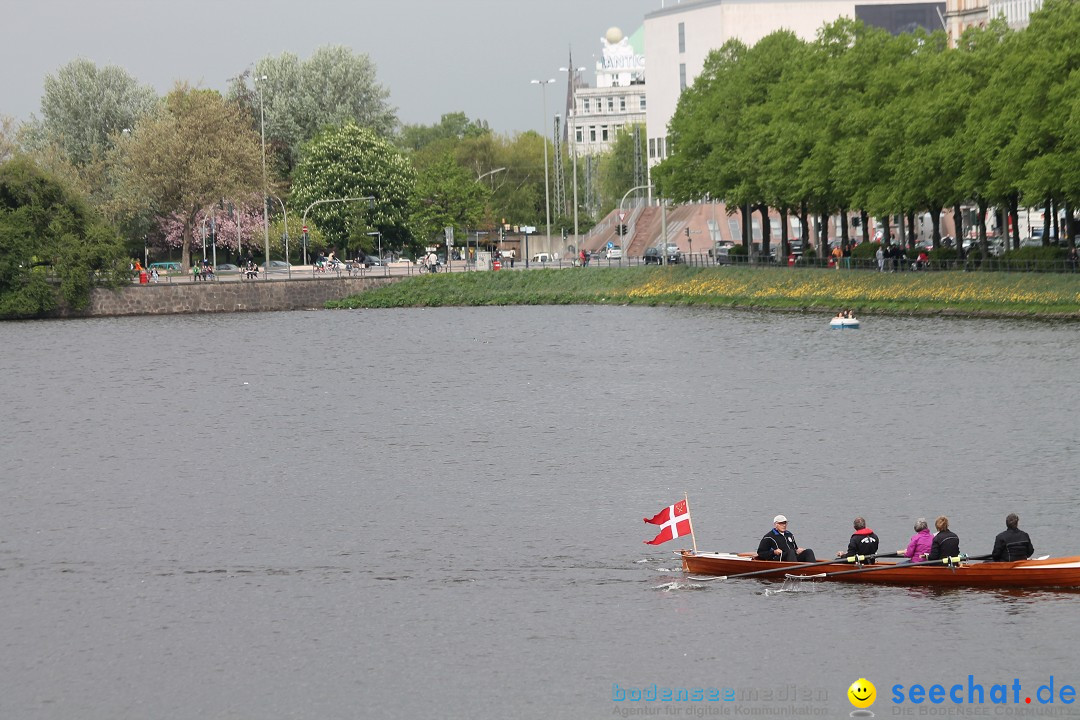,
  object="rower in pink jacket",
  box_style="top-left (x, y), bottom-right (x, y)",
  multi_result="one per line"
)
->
top-left (900, 518), bottom-right (934, 562)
